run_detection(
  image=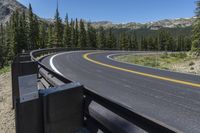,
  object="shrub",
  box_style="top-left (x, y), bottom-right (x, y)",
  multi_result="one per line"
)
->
top-left (190, 67), bottom-right (194, 70)
top-left (189, 61), bottom-right (195, 66)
